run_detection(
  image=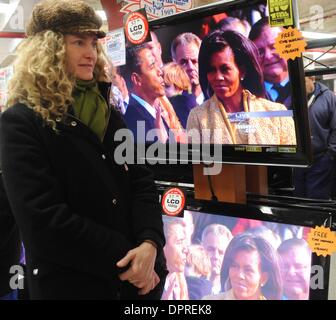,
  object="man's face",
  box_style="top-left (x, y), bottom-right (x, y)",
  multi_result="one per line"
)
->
top-left (280, 246), bottom-right (311, 300)
top-left (253, 26), bottom-right (288, 83)
top-left (136, 48), bottom-right (165, 99)
top-left (305, 77), bottom-right (315, 97)
top-left (147, 33), bottom-right (163, 68)
top-left (182, 211), bottom-right (194, 246)
top-left (203, 233), bottom-right (230, 276)
top-left (114, 73), bottom-right (128, 99)
top-left (174, 43), bottom-right (200, 87)
top-left (164, 224), bottom-right (188, 273)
